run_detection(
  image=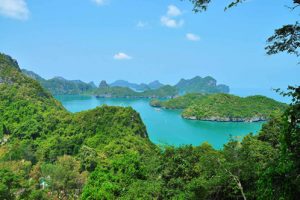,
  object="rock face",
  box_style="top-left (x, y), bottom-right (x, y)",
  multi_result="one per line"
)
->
top-left (182, 115), bottom-right (267, 122)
